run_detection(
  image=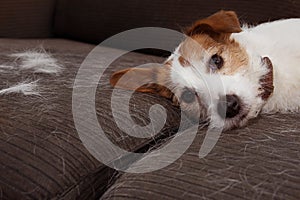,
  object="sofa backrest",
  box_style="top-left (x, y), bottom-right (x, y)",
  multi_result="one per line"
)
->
top-left (0, 0), bottom-right (56, 38)
top-left (53, 0), bottom-right (300, 44)
top-left (2, 0), bottom-right (300, 42)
